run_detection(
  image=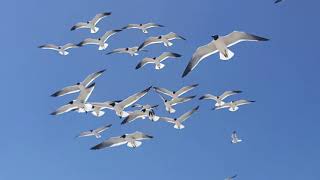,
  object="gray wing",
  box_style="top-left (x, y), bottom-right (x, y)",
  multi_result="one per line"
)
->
top-left (158, 52), bottom-right (182, 62)
top-left (221, 31), bottom-right (269, 47)
top-left (78, 38), bottom-right (100, 46)
top-left (214, 103), bottom-right (231, 110)
top-left (81, 69), bottom-right (106, 87)
top-left (170, 96), bottom-right (195, 106)
top-left (135, 58), bottom-right (155, 69)
top-left (177, 106), bottom-right (199, 123)
top-left (118, 86), bottom-right (152, 109)
top-left (143, 23), bottom-right (165, 29)
top-left (106, 48), bottom-right (127, 55)
top-left (164, 32), bottom-right (186, 40)
top-left (234, 100), bottom-right (255, 106)
top-left (122, 24), bottom-right (140, 29)
top-left (199, 94), bottom-right (218, 101)
top-left (138, 36), bottom-right (162, 50)
top-left (121, 111), bottom-right (147, 125)
top-left (182, 41), bottom-right (218, 77)
top-left (91, 12), bottom-right (112, 26)
top-left (50, 103), bottom-right (78, 115)
top-left (62, 43), bottom-right (79, 50)
top-left (38, 44), bottom-right (59, 50)
top-left (175, 84), bottom-right (198, 97)
top-left (51, 85), bottom-right (80, 97)
top-left (90, 136), bottom-right (127, 150)
top-left (71, 22), bottom-right (89, 31)
top-left (92, 101), bottom-right (116, 110)
top-left (95, 124), bottom-right (112, 133)
top-left (220, 90), bottom-right (242, 100)
top-left (153, 87), bottom-right (174, 97)
top-left (159, 117), bottom-right (175, 124)
top-left (130, 131), bottom-right (153, 140)
top-left (77, 130), bottom-right (94, 138)
top-left (101, 29), bottom-right (122, 42)
top-left (77, 83), bottom-right (95, 102)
